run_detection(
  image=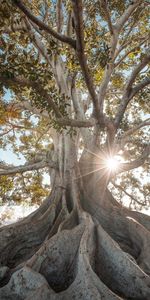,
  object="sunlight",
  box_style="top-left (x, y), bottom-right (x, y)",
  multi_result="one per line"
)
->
top-left (105, 156), bottom-right (120, 171)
